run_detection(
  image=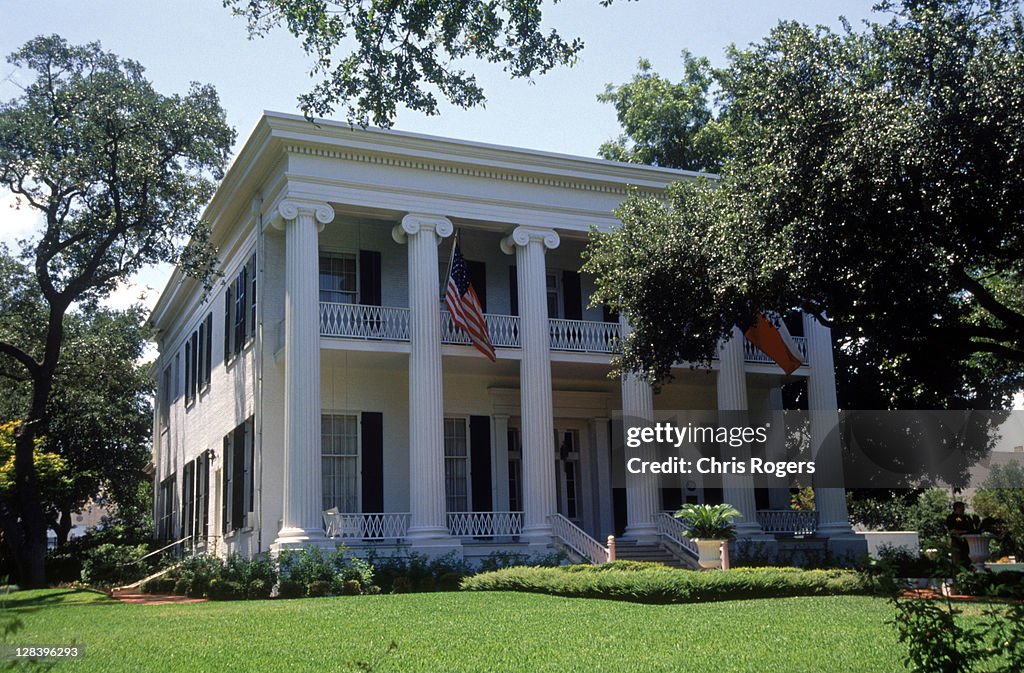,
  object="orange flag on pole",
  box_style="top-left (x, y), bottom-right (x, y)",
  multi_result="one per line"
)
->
top-left (743, 313), bottom-right (803, 375)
